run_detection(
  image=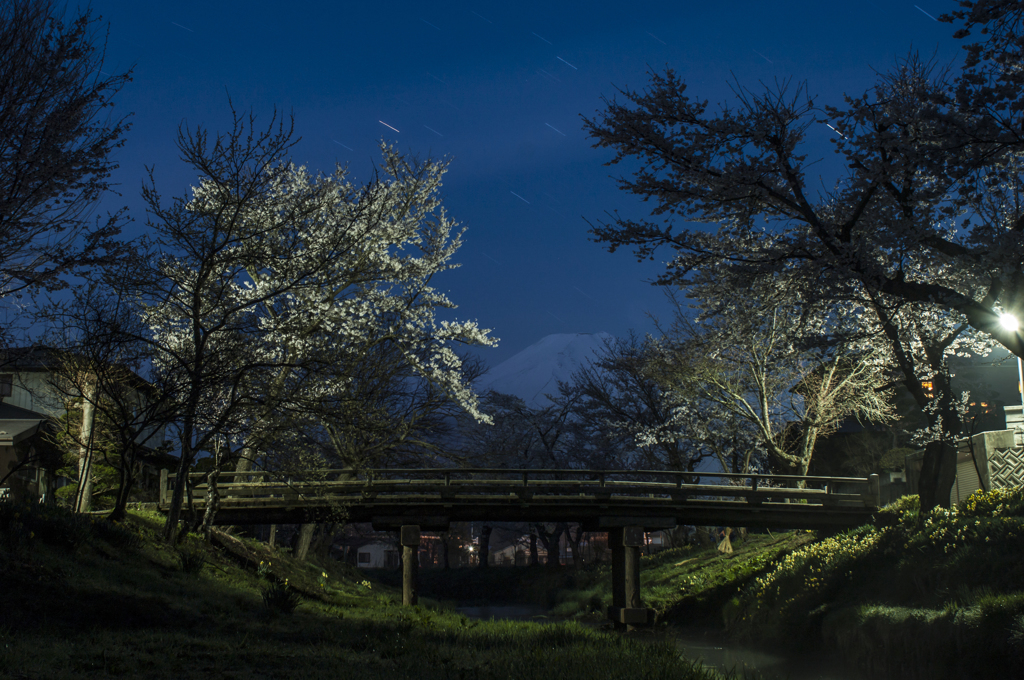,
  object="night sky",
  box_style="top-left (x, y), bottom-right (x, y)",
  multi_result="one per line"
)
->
top-left (89, 0), bottom-right (963, 367)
